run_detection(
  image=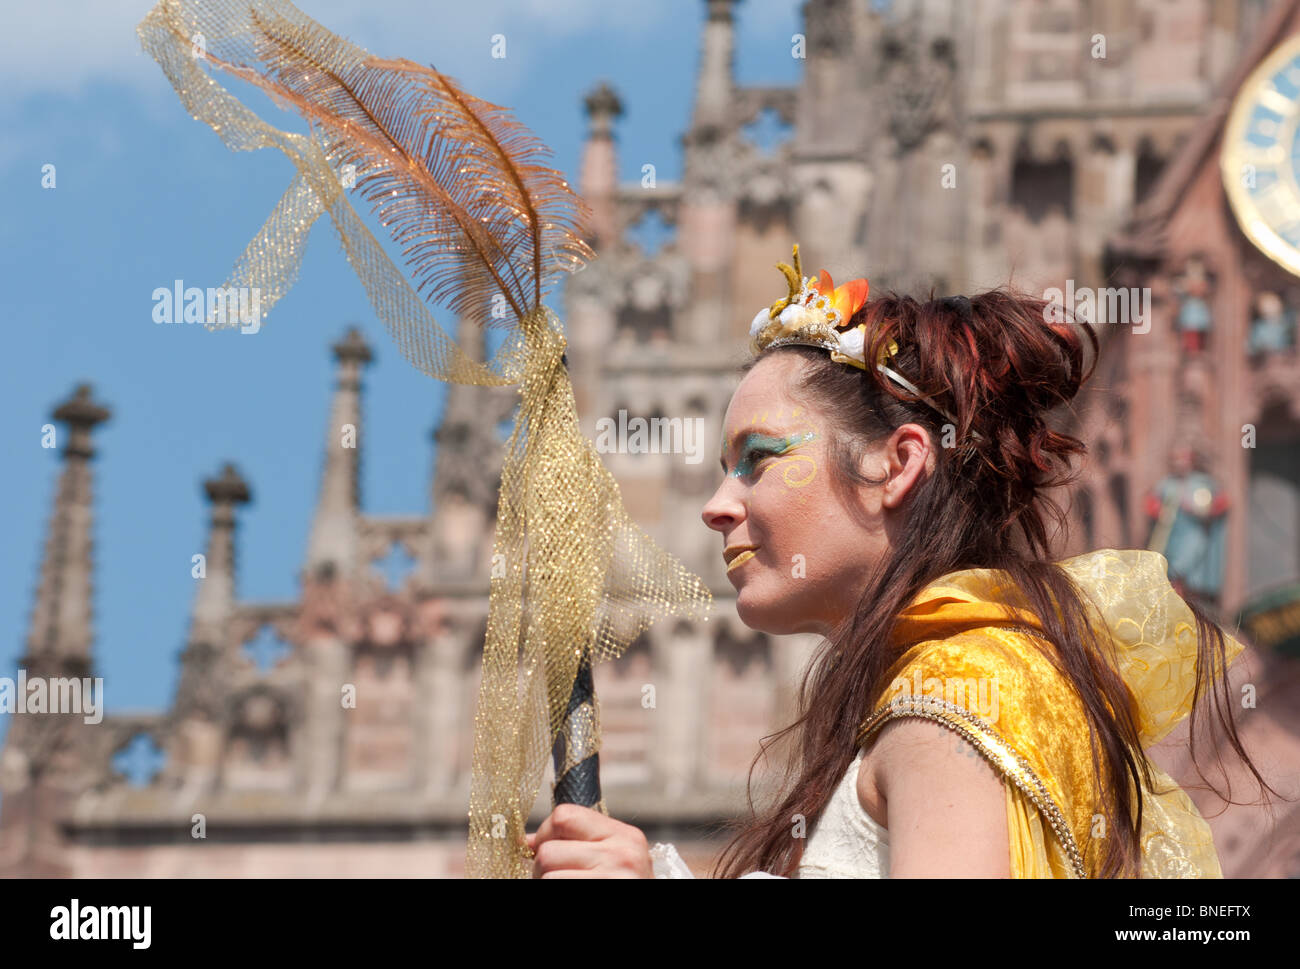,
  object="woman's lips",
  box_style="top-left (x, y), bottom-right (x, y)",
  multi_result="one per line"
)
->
top-left (726, 548), bottom-right (757, 572)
